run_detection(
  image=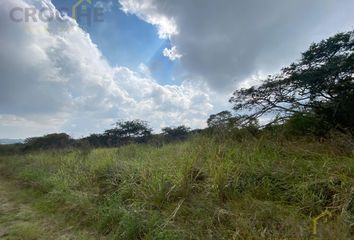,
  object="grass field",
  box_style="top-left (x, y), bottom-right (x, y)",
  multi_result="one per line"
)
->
top-left (0, 132), bottom-right (353, 239)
